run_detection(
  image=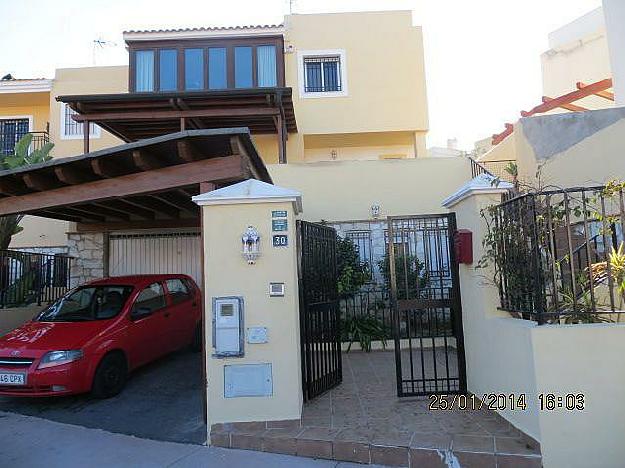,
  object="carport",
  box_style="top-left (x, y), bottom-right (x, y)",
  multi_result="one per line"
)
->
top-left (0, 127), bottom-right (272, 444)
